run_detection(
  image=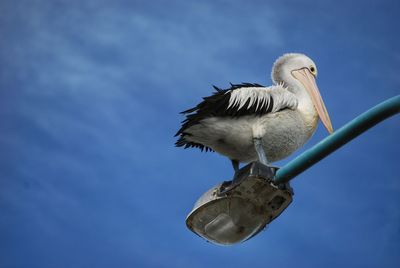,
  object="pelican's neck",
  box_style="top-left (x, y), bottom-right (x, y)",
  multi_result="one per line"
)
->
top-left (278, 74), bottom-right (319, 131)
